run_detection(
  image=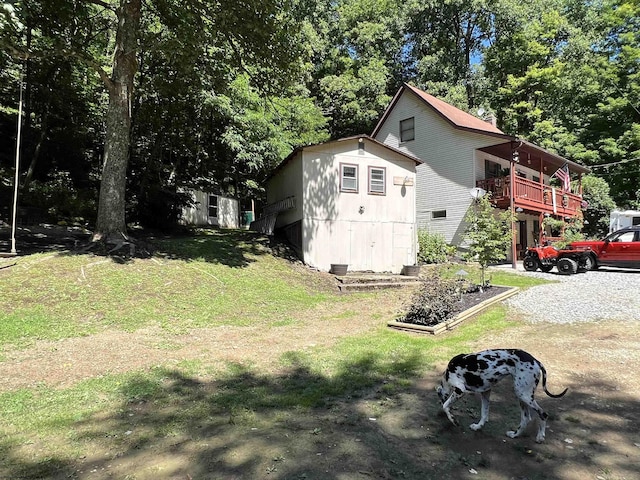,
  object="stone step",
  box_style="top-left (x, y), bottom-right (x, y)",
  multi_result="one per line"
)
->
top-left (336, 275), bottom-right (421, 285)
top-left (337, 279), bottom-right (422, 292)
